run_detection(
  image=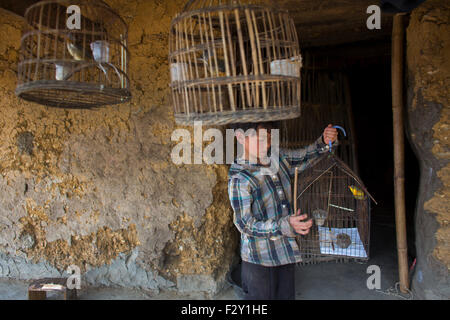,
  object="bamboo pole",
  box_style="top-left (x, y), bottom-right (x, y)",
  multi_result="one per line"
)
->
top-left (294, 167), bottom-right (299, 216)
top-left (294, 167), bottom-right (300, 249)
top-left (327, 171), bottom-right (335, 251)
top-left (391, 13), bottom-right (409, 294)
